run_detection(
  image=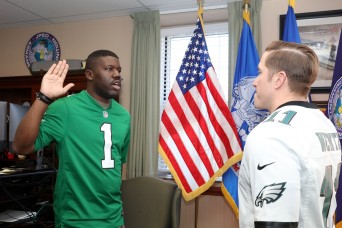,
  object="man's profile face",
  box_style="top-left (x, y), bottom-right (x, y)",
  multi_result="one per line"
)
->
top-left (253, 52), bottom-right (272, 111)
